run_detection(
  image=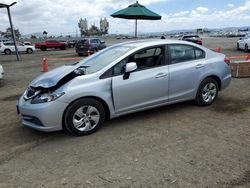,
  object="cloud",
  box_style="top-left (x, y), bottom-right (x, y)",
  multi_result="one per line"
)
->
top-left (1, 0), bottom-right (250, 35)
top-left (227, 3), bottom-right (235, 8)
top-left (0, 0), bottom-right (165, 35)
